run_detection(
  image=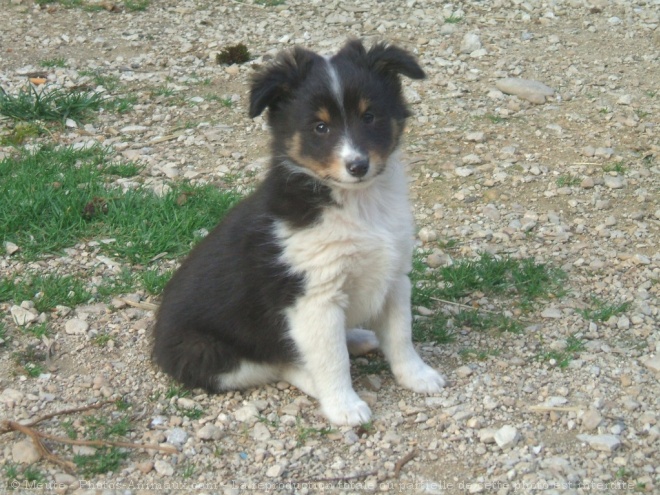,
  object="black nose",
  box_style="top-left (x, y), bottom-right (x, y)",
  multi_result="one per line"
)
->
top-left (346, 157), bottom-right (369, 178)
